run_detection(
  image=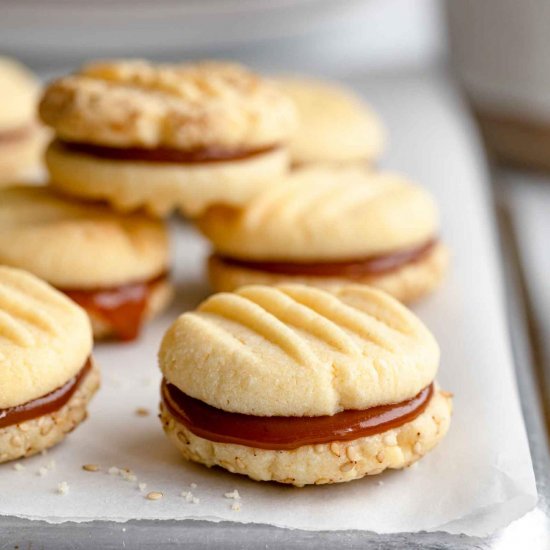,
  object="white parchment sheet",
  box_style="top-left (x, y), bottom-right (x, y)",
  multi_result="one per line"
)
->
top-left (0, 75), bottom-right (536, 536)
